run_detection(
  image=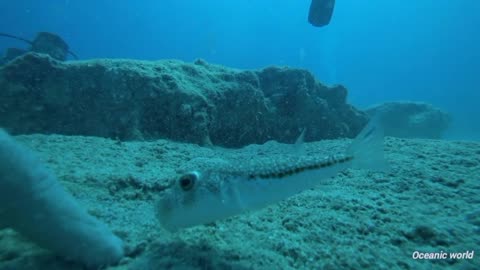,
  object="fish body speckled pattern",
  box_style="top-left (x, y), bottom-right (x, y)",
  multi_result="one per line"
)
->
top-left (155, 119), bottom-right (387, 231)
